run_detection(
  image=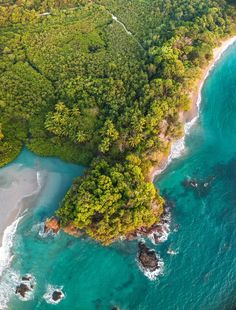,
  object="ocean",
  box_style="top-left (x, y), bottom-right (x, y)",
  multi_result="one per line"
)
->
top-left (0, 42), bottom-right (236, 310)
